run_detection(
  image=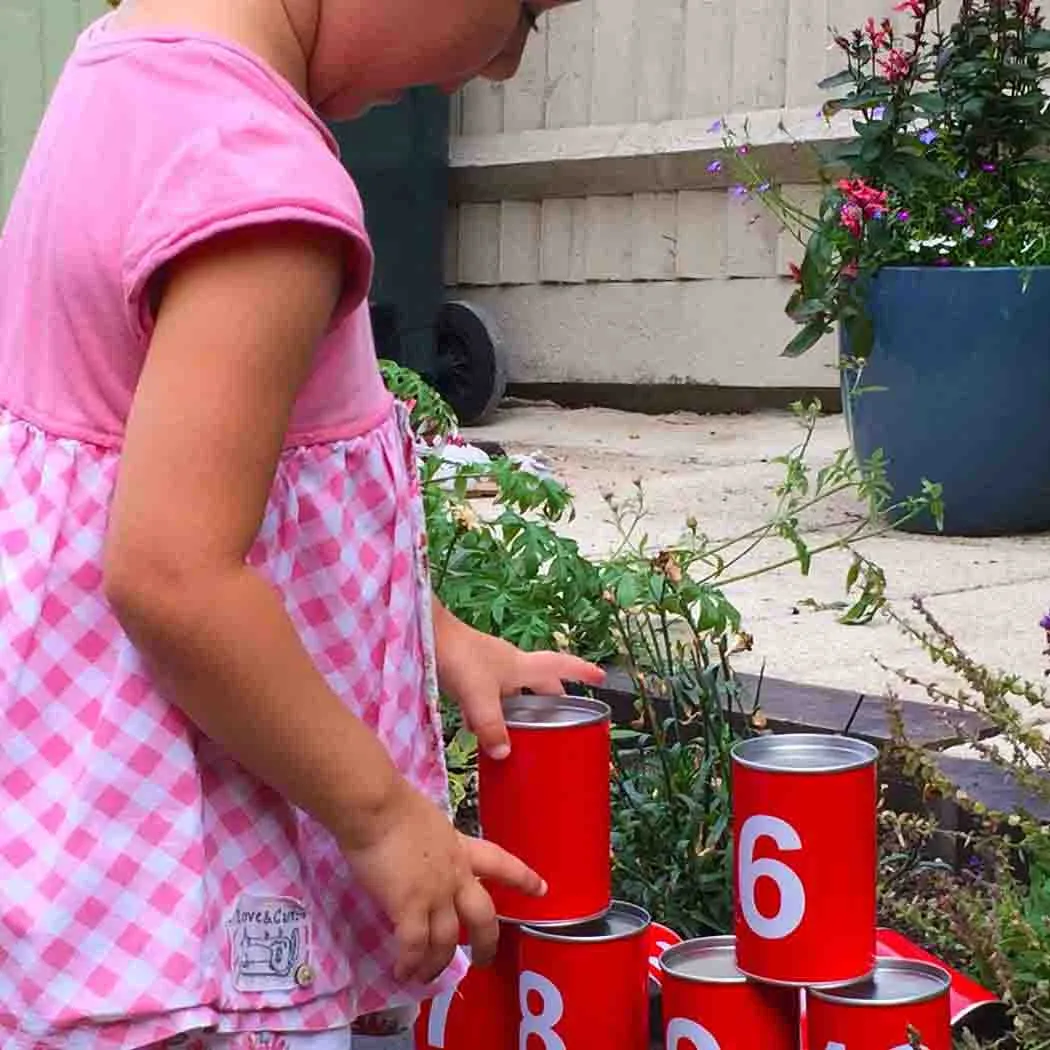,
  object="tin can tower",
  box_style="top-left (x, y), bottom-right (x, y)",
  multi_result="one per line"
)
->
top-left (662, 733), bottom-right (953, 1050)
top-left (417, 705), bottom-right (966, 1050)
